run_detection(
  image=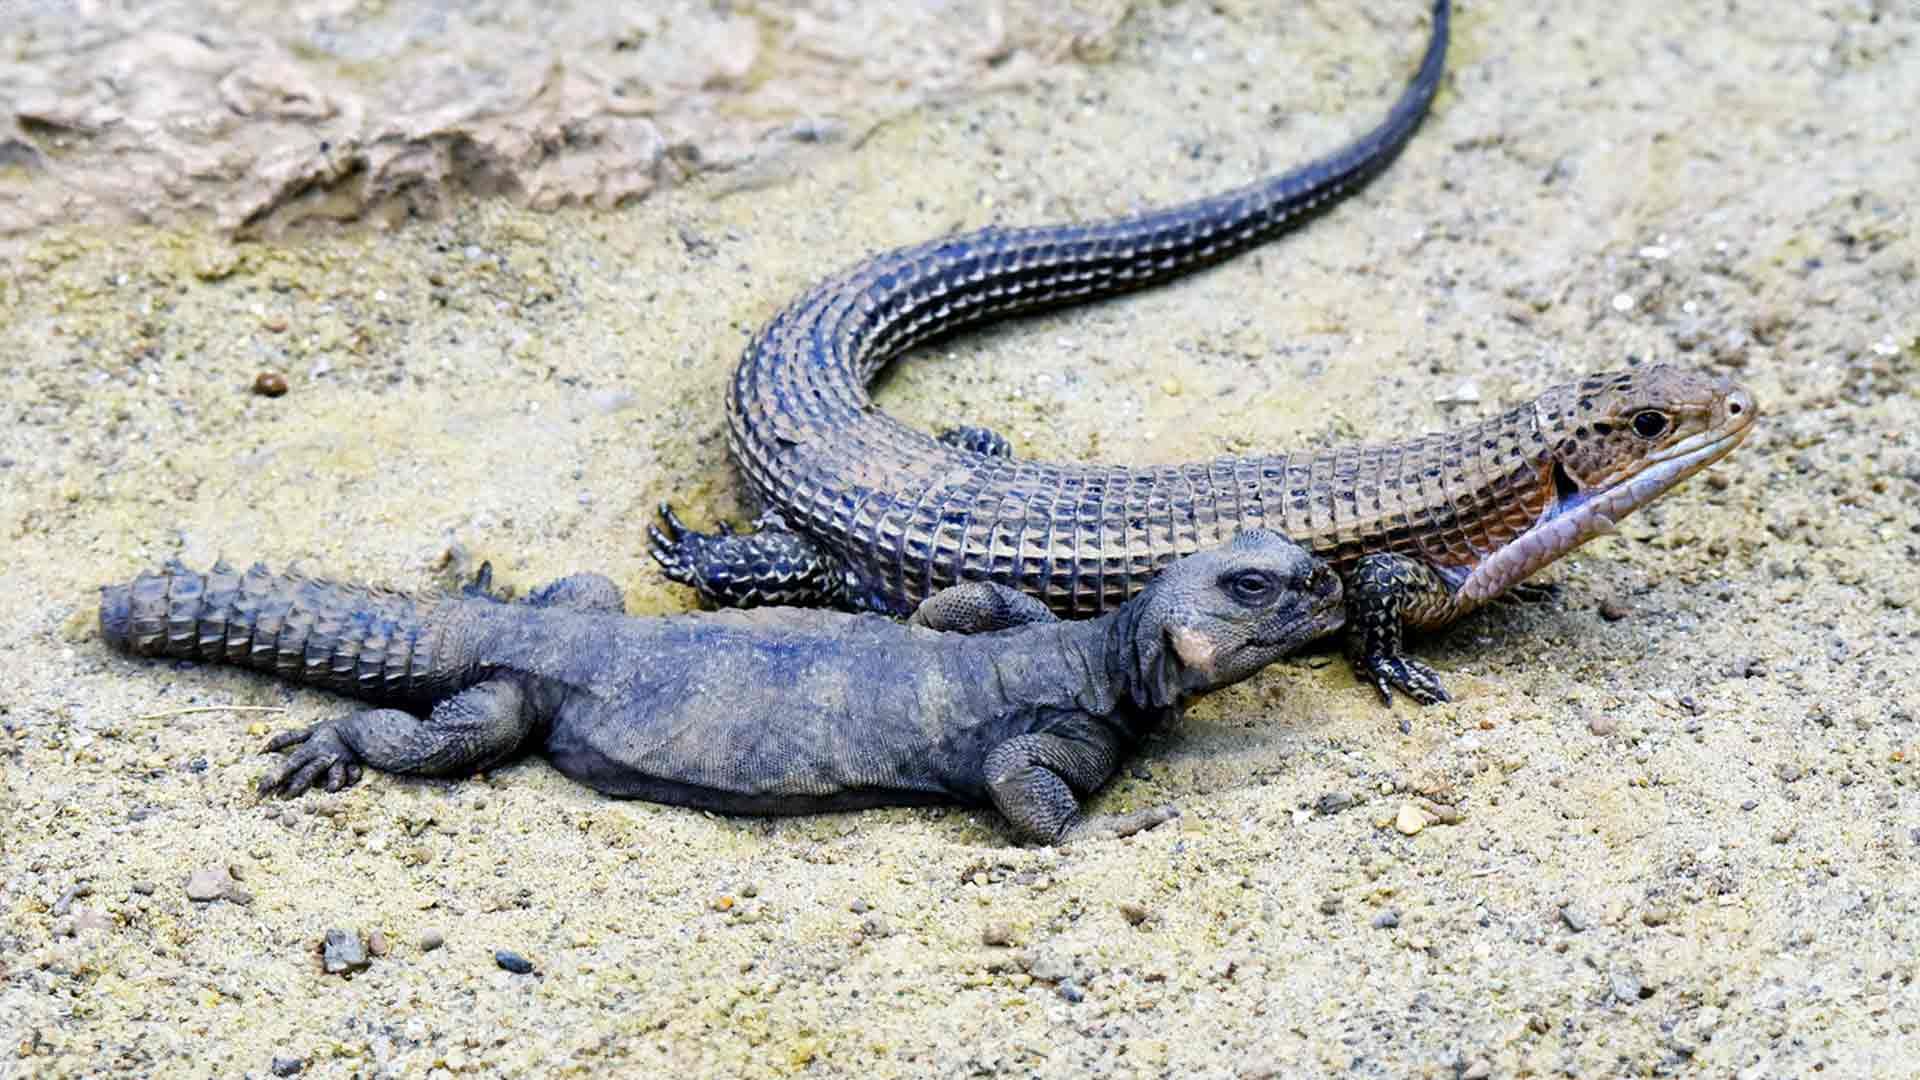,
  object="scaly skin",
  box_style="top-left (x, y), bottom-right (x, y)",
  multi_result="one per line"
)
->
top-left (646, 0), bottom-right (1760, 704)
top-left (100, 533), bottom-right (1342, 845)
